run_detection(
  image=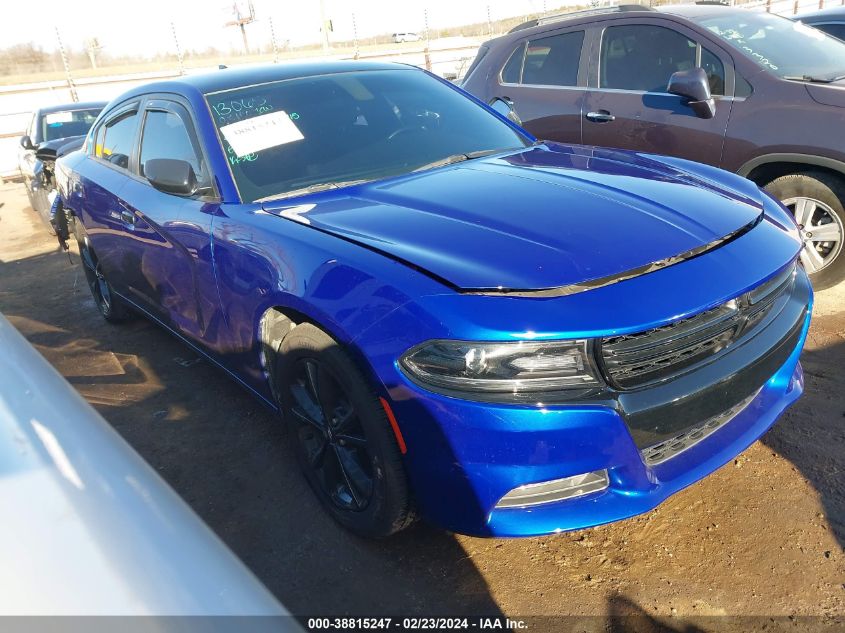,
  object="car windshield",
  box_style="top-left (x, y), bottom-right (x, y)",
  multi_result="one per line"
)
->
top-left (41, 108), bottom-right (101, 142)
top-left (205, 68), bottom-right (530, 202)
top-left (695, 12), bottom-right (845, 80)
